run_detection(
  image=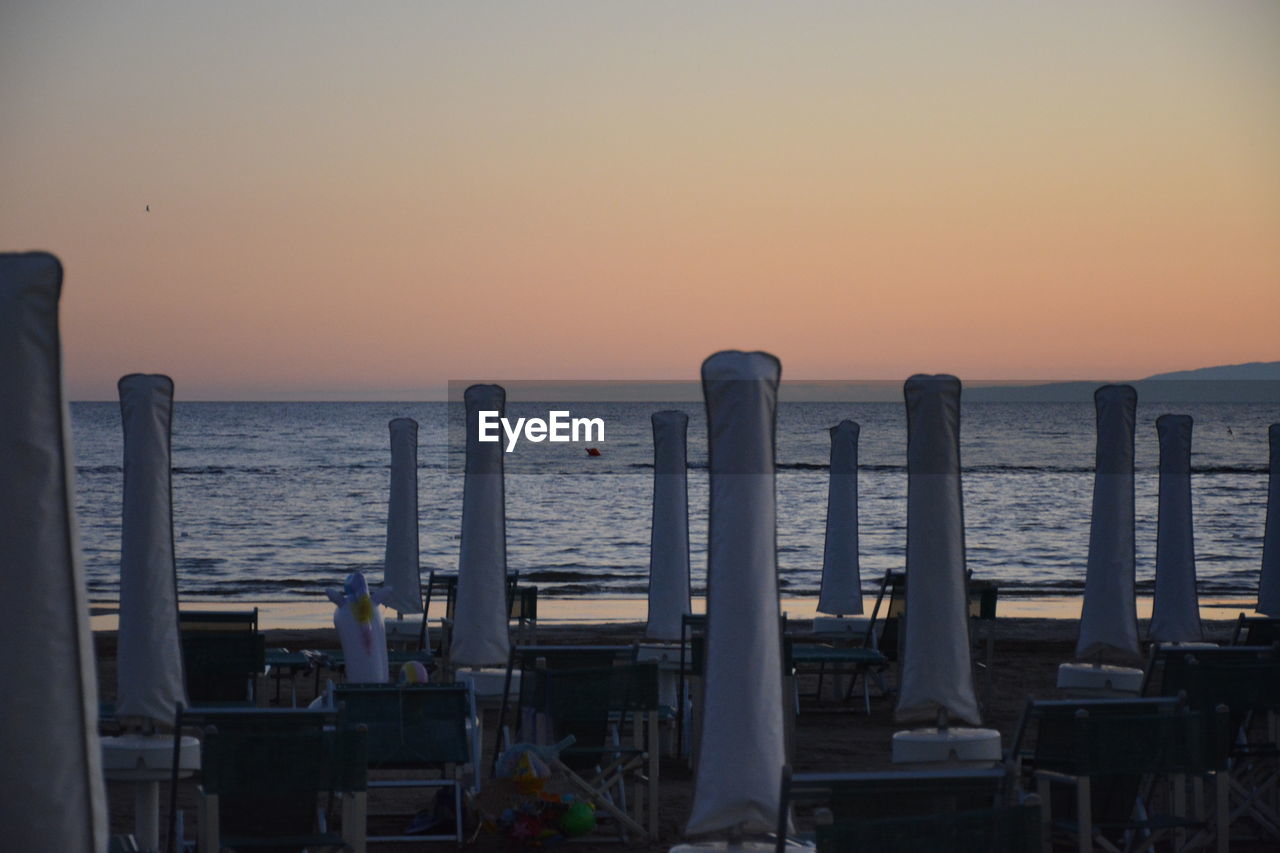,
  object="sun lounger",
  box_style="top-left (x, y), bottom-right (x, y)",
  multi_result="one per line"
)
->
top-left (775, 766), bottom-right (1010, 852)
top-left (334, 682), bottom-right (478, 844)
